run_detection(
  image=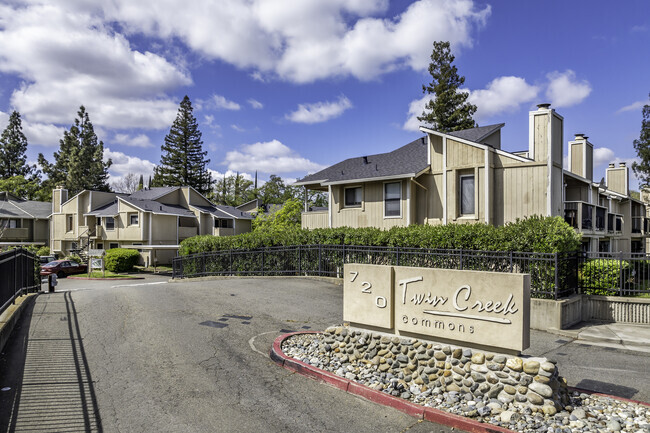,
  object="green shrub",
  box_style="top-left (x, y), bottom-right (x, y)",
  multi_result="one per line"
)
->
top-left (180, 215), bottom-right (581, 256)
top-left (105, 248), bottom-right (140, 273)
top-left (66, 253), bottom-right (83, 264)
top-left (36, 246), bottom-right (50, 256)
top-left (579, 259), bottom-right (628, 296)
